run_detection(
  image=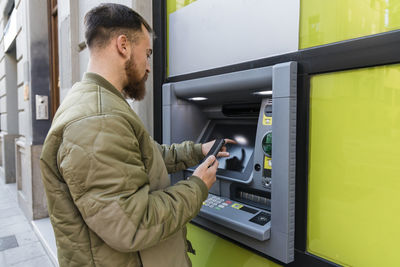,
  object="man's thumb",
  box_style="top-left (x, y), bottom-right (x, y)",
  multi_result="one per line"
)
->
top-left (204, 155), bottom-right (216, 166)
